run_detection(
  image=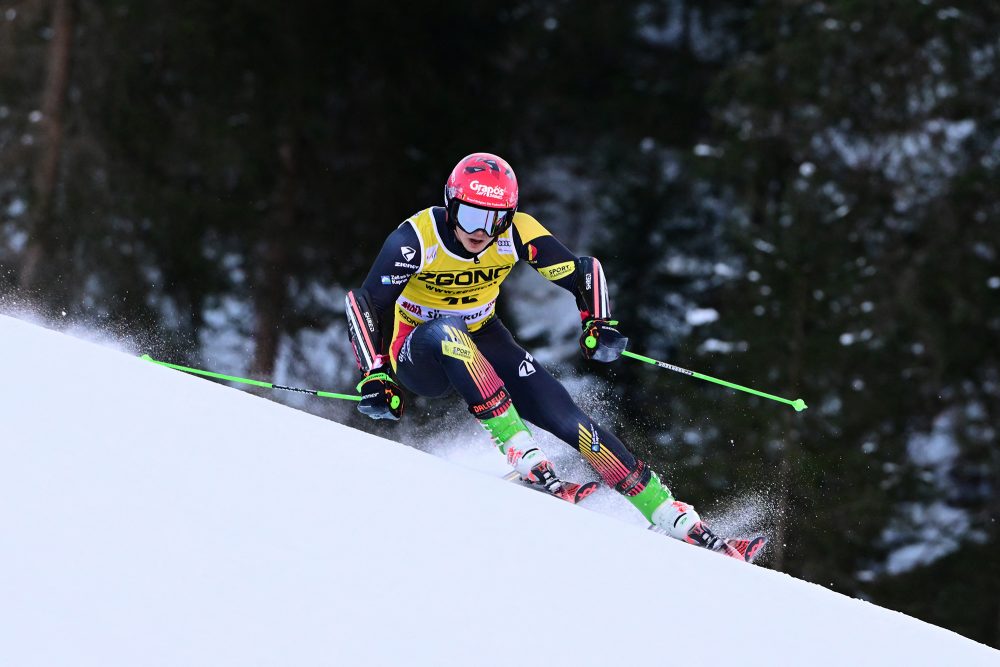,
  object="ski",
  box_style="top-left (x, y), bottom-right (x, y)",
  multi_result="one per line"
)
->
top-left (502, 470), bottom-right (599, 504)
top-left (648, 524), bottom-right (767, 564)
top-left (725, 535), bottom-right (767, 563)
